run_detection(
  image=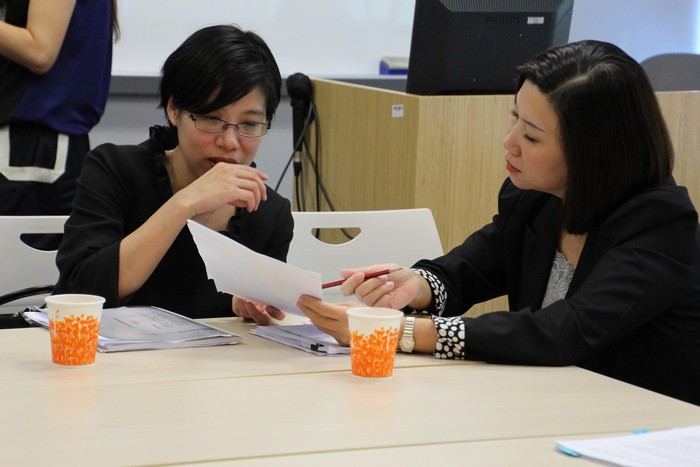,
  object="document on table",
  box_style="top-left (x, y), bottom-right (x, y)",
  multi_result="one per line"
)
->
top-left (555, 424), bottom-right (700, 467)
top-left (187, 220), bottom-right (322, 316)
top-left (250, 323), bottom-right (349, 356)
top-left (22, 306), bottom-right (241, 352)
